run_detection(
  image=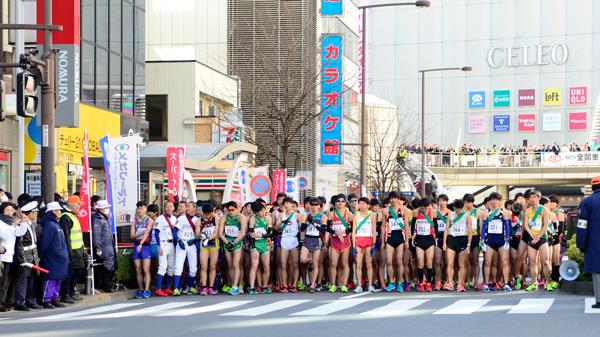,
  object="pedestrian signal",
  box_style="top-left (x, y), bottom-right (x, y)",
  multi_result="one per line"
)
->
top-left (17, 71), bottom-right (38, 118)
